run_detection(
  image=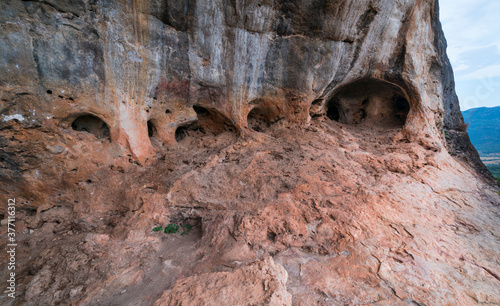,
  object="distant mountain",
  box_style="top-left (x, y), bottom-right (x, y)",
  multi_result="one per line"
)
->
top-left (462, 106), bottom-right (500, 155)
